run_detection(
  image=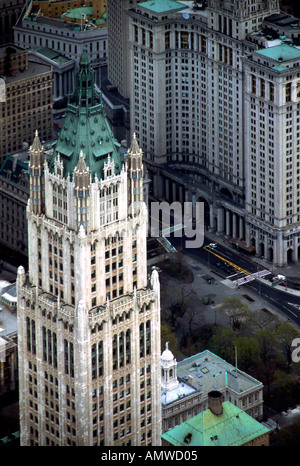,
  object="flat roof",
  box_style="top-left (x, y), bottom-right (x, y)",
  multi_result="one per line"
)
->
top-left (176, 350), bottom-right (261, 395)
top-left (4, 59), bottom-right (52, 83)
top-left (256, 43), bottom-right (300, 62)
top-left (138, 0), bottom-right (187, 14)
top-left (34, 47), bottom-right (72, 64)
top-left (0, 44), bottom-right (26, 58)
top-left (0, 281), bottom-right (17, 337)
